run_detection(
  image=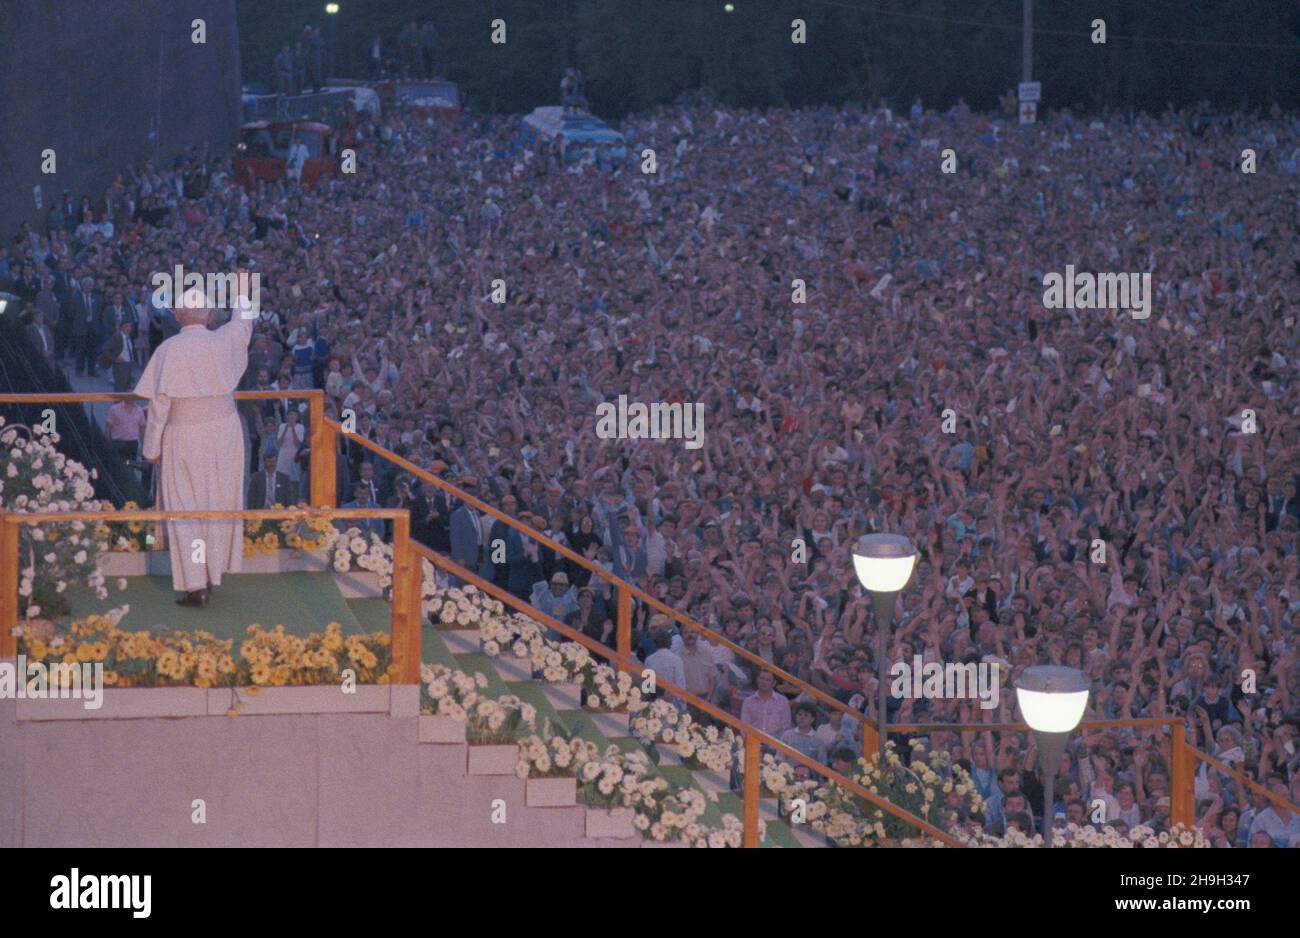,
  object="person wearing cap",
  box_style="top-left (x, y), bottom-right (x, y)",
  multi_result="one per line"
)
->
top-left (530, 570), bottom-right (579, 622)
top-left (133, 280), bottom-right (254, 607)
